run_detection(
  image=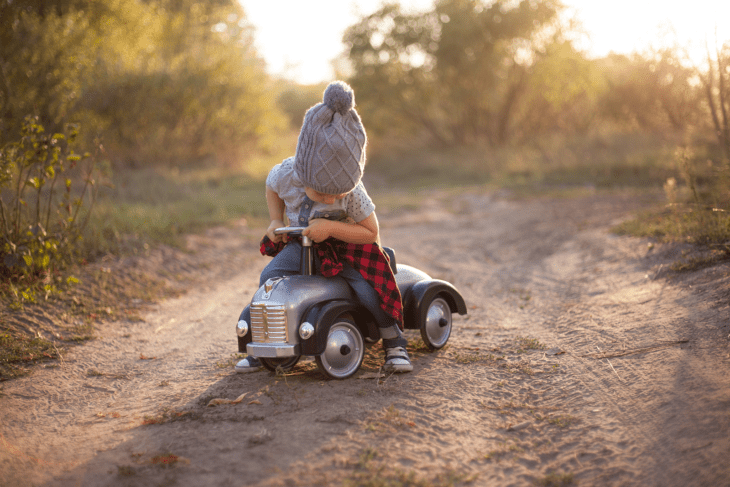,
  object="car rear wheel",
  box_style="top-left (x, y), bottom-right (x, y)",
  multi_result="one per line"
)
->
top-left (420, 296), bottom-right (452, 350)
top-left (260, 356), bottom-right (301, 373)
top-left (315, 317), bottom-right (364, 379)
